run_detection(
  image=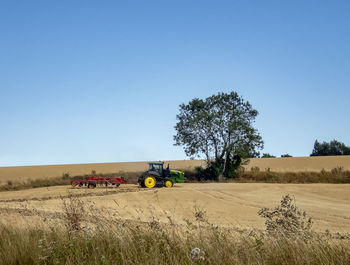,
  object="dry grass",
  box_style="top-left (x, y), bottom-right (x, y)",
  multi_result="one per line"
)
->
top-left (0, 194), bottom-right (349, 265)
